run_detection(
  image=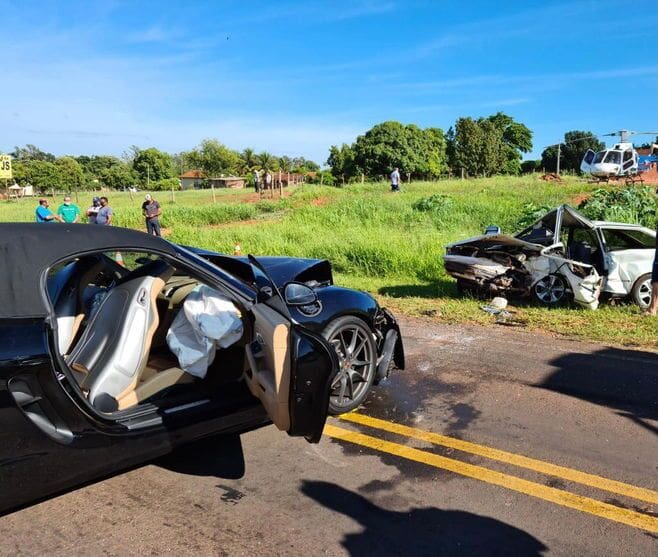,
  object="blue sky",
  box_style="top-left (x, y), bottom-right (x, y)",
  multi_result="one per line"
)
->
top-left (1, 0), bottom-right (656, 164)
